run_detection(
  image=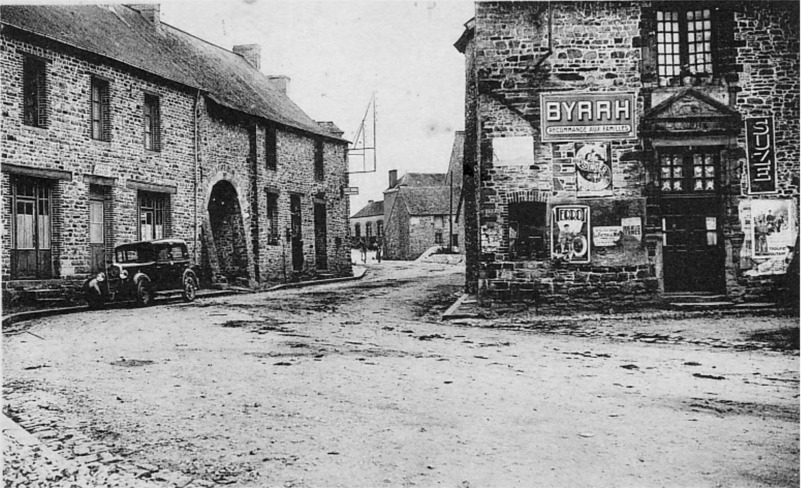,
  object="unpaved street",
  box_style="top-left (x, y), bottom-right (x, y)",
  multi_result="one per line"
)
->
top-left (4, 261), bottom-right (799, 487)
